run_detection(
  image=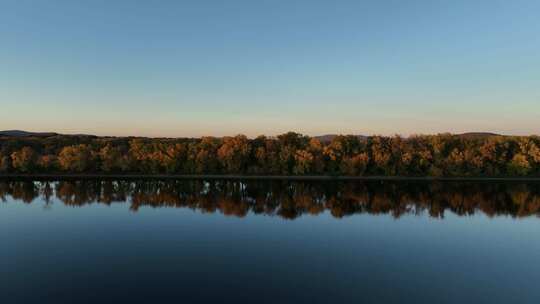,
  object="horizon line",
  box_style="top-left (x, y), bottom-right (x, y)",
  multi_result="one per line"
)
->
top-left (1, 129), bottom-right (539, 139)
